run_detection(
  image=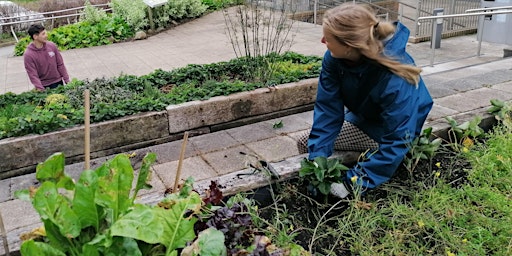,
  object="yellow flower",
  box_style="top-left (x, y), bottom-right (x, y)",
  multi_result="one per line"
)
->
top-left (57, 114), bottom-right (68, 120)
top-left (435, 171), bottom-right (441, 177)
top-left (462, 238), bottom-right (468, 243)
top-left (435, 162), bottom-right (441, 168)
top-left (447, 251), bottom-right (456, 256)
top-left (350, 176), bottom-right (358, 183)
top-left (462, 137), bottom-right (474, 148)
top-left (417, 220), bottom-right (425, 228)
top-left (462, 147), bottom-right (469, 153)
